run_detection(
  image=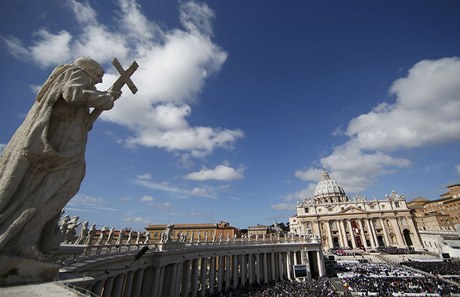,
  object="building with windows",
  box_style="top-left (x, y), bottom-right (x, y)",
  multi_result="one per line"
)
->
top-left (289, 171), bottom-right (423, 251)
top-left (145, 221), bottom-right (240, 242)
